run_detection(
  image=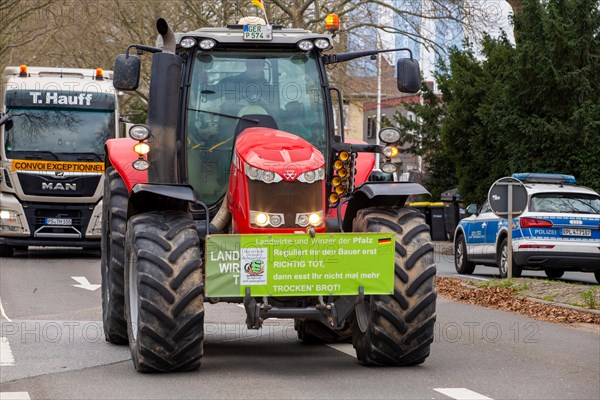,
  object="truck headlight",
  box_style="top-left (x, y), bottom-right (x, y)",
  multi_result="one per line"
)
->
top-left (0, 210), bottom-right (20, 224)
